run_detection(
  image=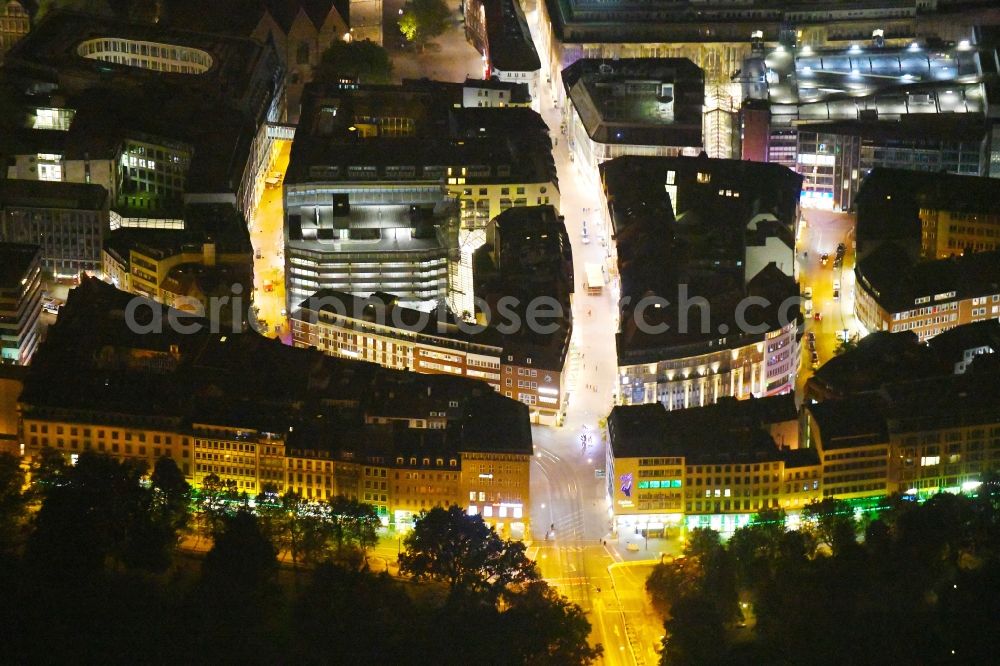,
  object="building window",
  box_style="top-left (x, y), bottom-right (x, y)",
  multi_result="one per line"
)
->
top-left (297, 41), bottom-right (310, 65)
